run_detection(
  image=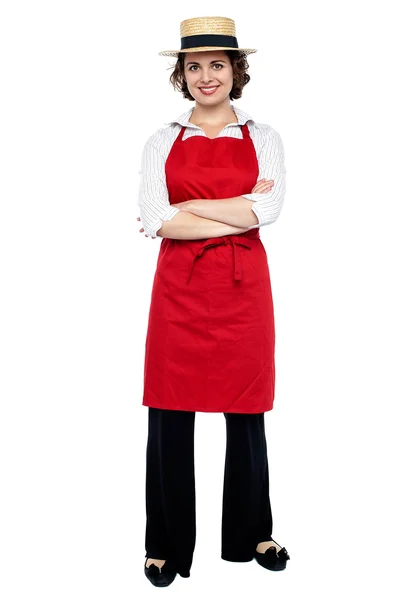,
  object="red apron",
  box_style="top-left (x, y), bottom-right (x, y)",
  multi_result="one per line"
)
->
top-left (142, 122), bottom-right (275, 413)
